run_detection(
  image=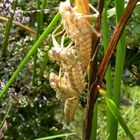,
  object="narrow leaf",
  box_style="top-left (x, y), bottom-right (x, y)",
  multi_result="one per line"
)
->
top-left (0, 12), bottom-right (60, 99)
top-left (34, 133), bottom-right (76, 140)
top-left (105, 97), bottom-right (135, 140)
